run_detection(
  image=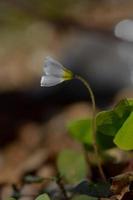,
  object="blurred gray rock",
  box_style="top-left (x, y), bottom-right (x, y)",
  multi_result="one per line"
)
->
top-left (60, 31), bottom-right (133, 105)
